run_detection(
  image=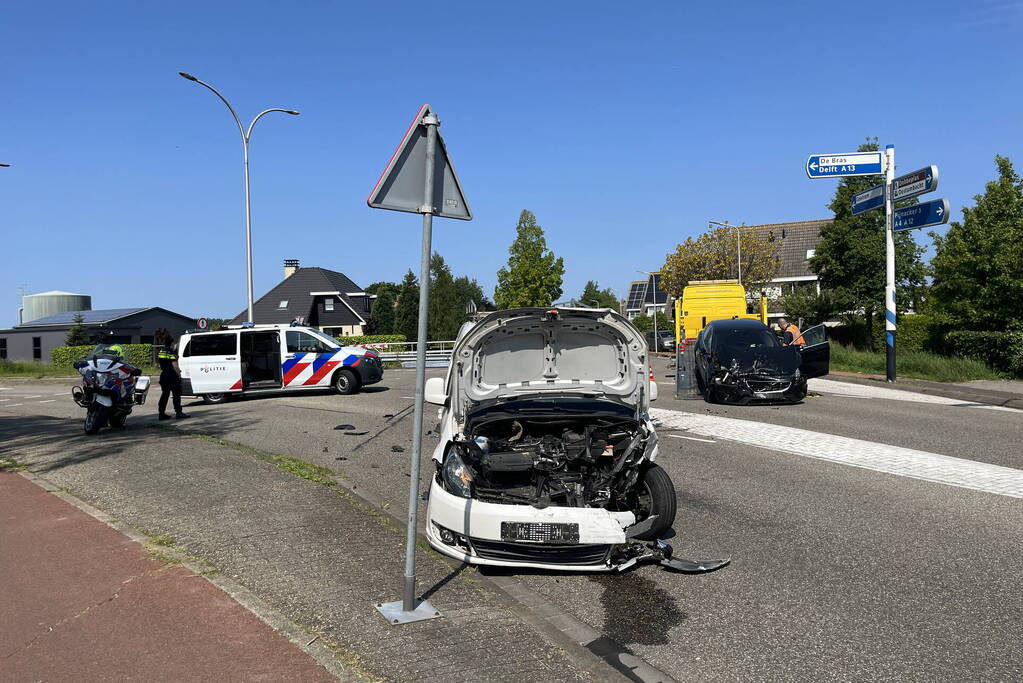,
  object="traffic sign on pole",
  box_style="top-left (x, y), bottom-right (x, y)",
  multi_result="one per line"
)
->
top-left (851, 184), bottom-right (885, 215)
top-left (196, 317), bottom-right (209, 330)
top-left (891, 165), bottom-right (938, 202)
top-left (806, 151), bottom-right (885, 178)
top-left (367, 104), bottom-right (471, 220)
top-left (893, 198), bottom-right (950, 232)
